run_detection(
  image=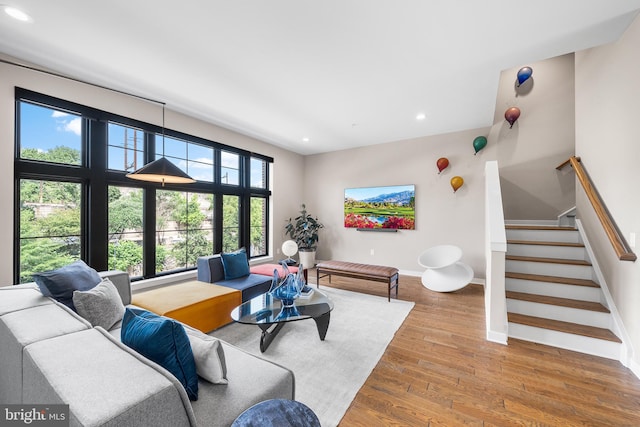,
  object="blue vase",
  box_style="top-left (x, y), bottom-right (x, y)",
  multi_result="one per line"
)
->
top-left (269, 261), bottom-right (305, 307)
